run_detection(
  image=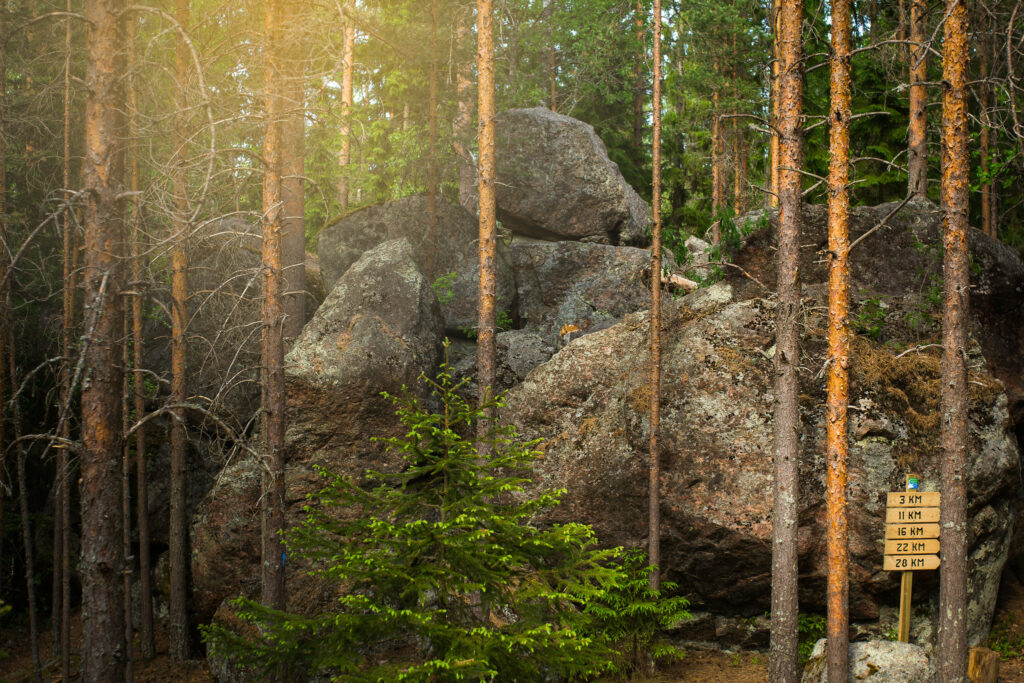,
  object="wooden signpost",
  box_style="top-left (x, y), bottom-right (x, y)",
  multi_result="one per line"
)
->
top-left (884, 475), bottom-right (940, 642)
